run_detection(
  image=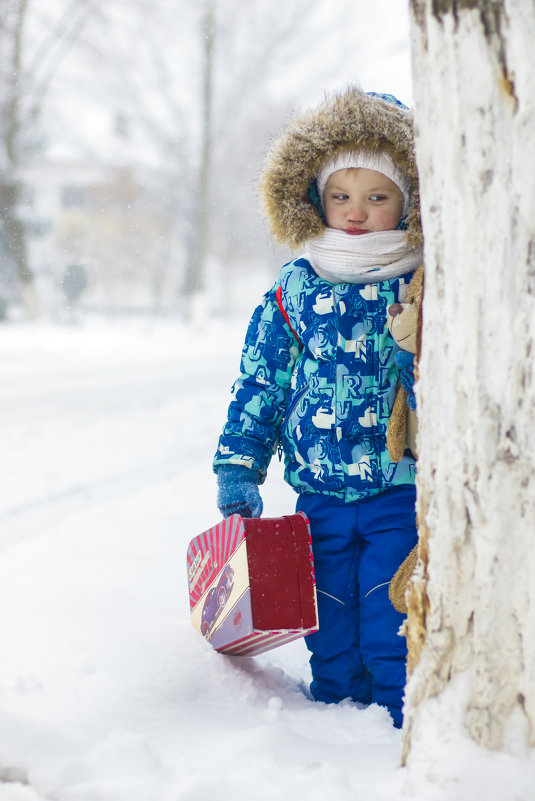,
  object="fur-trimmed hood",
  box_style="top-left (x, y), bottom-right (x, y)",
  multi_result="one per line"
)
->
top-left (259, 86), bottom-right (422, 250)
